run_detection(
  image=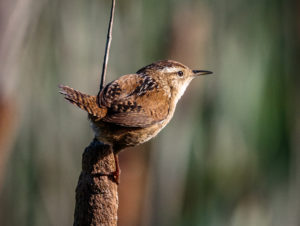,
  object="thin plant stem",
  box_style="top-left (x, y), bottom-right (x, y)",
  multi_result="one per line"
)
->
top-left (99, 0), bottom-right (116, 92)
